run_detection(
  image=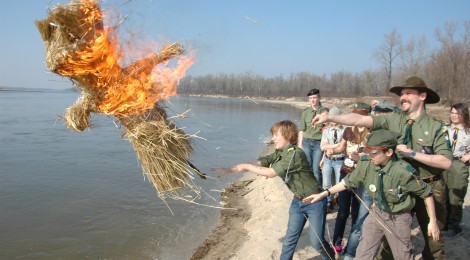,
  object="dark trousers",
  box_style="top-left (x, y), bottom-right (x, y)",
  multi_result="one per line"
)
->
top-left (333, 172), bottom-right (359, 246)
top-left (443, 160), bottom-right (469, 232)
